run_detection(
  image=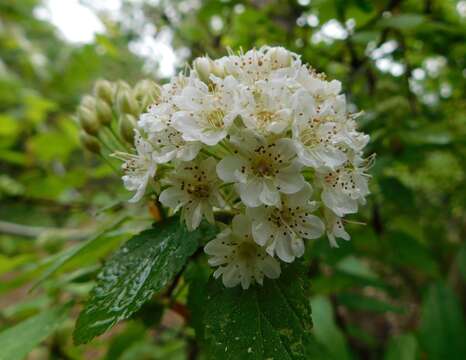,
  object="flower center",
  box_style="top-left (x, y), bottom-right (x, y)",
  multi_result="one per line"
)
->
top-left (254, 158), bottom-right (275, 177)
top-left (187, 183), bottom-right (210, 198)
top-left (300, 128), bottom-right (318, 147)
top-left (206, 109), bottom-right (225, 129)
top-left (237, 241), bottom-right (258, 261)
top-left (256, 110), bottom-right (274, 126)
